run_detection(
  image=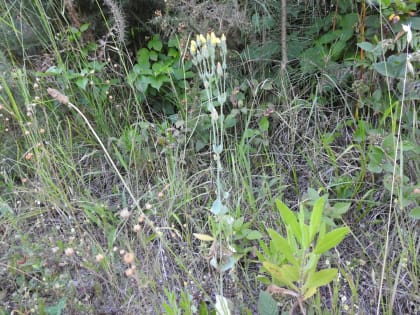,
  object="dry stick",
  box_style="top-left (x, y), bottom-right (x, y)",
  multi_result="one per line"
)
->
top-left (281, 0), bottom-right (287, 71)
top-left (46, 88), bottom-right (156, 235)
